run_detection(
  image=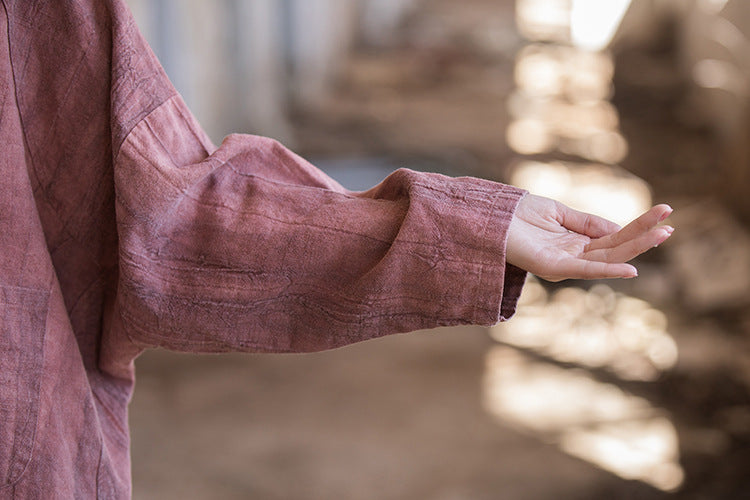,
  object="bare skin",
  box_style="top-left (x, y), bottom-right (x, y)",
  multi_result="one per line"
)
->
top-left (507, 193), bottom-right (673, 282)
